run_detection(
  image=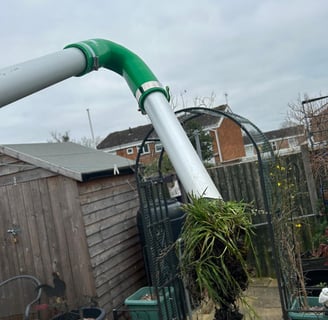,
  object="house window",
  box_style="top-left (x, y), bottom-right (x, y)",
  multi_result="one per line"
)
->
top-left (271, 141), bottom-right (277, 151)
top-left (138, 144), bottom-right (150, 155)
top-left (288, 137), bottom-right (298, 148)
top-left (126, 148), bottom-right (134, 155)
top-left (155, 143), bottom-right (163, 153)
top-left (245, 145), bottom-right (254, 157)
